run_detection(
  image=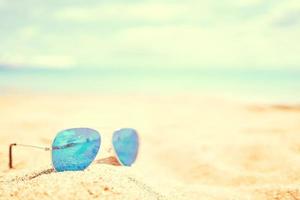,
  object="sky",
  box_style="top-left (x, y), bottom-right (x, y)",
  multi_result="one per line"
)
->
top-left (0, 0), bottom-right (300, 70)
